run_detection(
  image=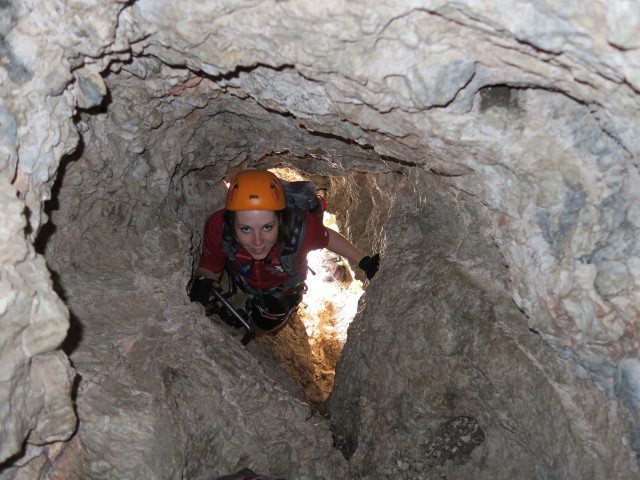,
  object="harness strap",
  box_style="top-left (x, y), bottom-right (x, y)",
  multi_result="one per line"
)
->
top-left (278, 209), bottom-right (306, 276)
top-left (226, 262), bottom-right (306, 298)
